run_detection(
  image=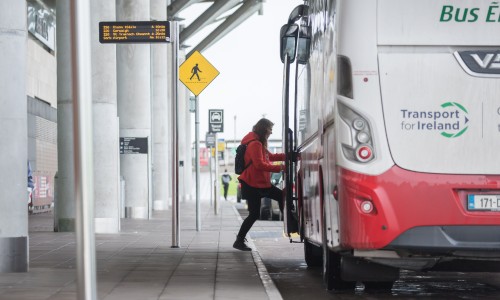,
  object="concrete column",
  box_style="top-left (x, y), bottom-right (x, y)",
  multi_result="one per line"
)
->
top-left (117, 0), bottom-right (152, 219)
top-left (0, 0), bottom-right (28, 272)
top-left (151, 0), bottom-right (169, 211)
top-left (55, 0), bottom-right (76, 232)
top-left (91, 0), bottom-right (120, 233)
